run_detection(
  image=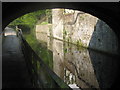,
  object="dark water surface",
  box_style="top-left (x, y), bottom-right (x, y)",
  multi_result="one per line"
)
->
top-left (25, 34), bottom-right (119, 89)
